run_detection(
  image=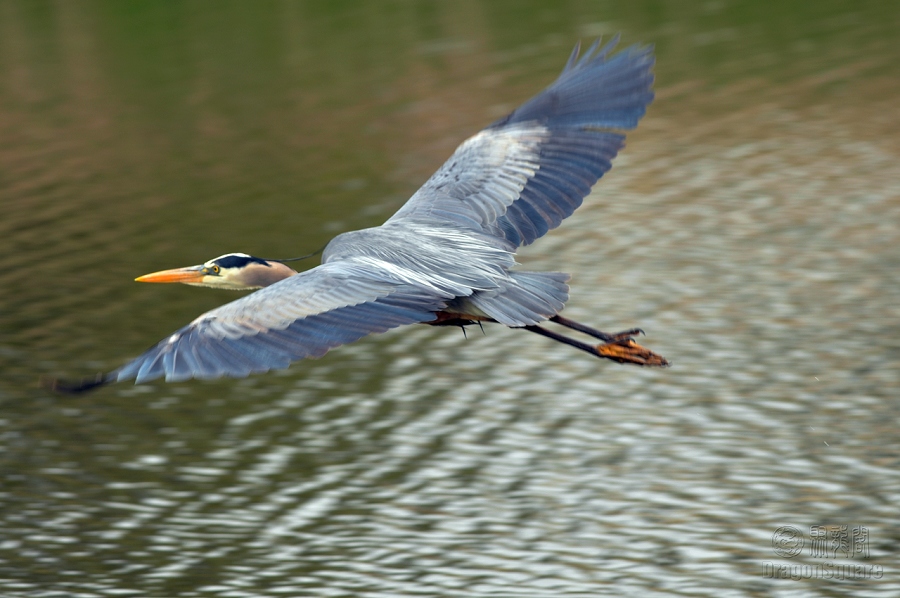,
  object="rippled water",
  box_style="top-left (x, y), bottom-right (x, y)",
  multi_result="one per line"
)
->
top-left (2, 2), bottom-right (899, 597)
